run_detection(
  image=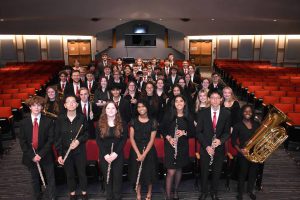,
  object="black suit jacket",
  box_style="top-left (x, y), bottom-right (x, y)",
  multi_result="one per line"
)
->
top-left (64, 82), bottom-right (87, 98)
top-left (85, 80), bottom-right (98, 94)
top-left (208, 83), bottom-right (224, 93)
top-left (19, 115), bottom-right (54, 167)
top-left (196, 107), bottom-right (231, 152)
top-left (166, 75), bottom-right (179, 88)
top-left (114, 97), bottom-right (131, 124)
top-left (191, 74), bottom-right (202, 86)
